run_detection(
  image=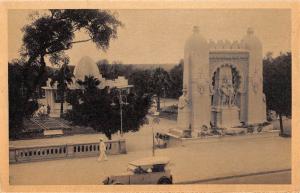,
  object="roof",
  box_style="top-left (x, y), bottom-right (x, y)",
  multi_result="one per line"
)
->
top-left (74, 56), bottom-right (103, 81)
top-left (129, 157), bottom-right (170, 166)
